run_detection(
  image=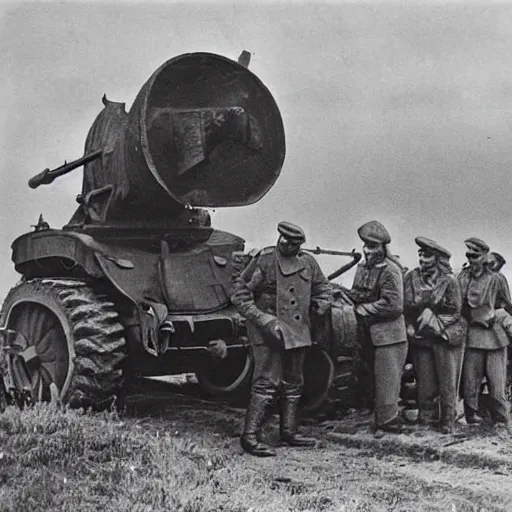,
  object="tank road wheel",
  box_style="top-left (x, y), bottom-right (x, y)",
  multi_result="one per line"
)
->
top-left (195, 348), bottom-right (254, 401)
top-left (0, 279), bottom-right (127, 410)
